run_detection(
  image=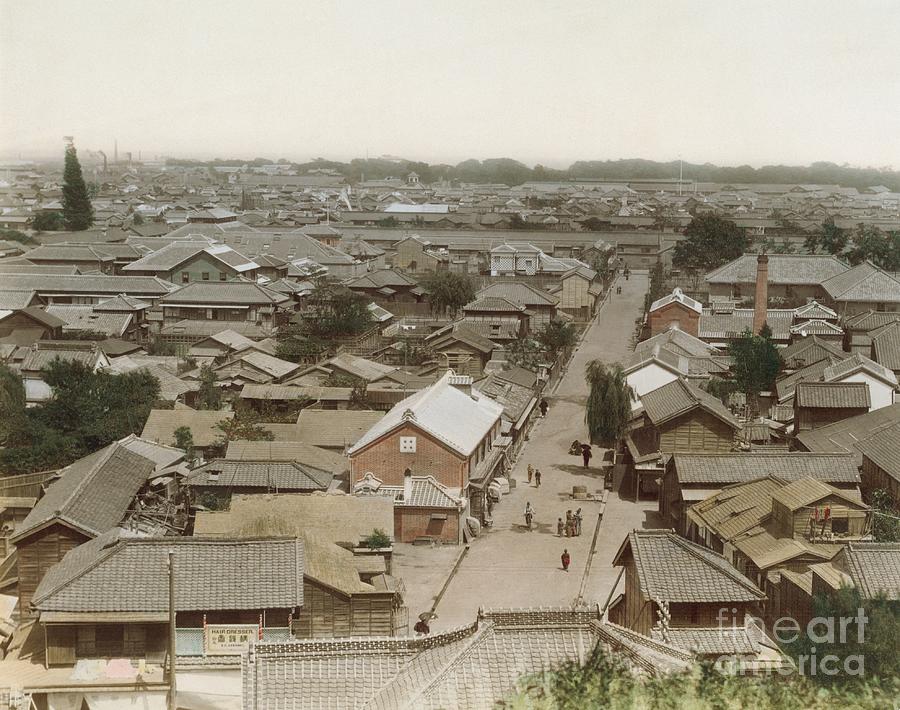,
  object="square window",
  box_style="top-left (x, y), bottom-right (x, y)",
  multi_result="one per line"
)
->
top-left (399, 436), bottom-right (416, 453)
top-left (219, 273), bottom-right (227, 281)
top-left (181, 272), bottom-right (189, 283)
top-left (831, 517), bottom-right (849, 534)
top-left (202, 272), bottom-right (210, 281)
